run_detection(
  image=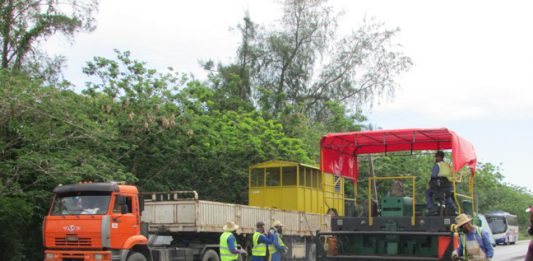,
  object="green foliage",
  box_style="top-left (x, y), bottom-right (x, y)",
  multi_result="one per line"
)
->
top-left (0, 70), bottom-right (135, 260)
top-left (80, 51), bottom-right (312, 203)
top-left (474, 162), bottom-right (533, 233)
top-left (0, 0), bottom-right (98, 81)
